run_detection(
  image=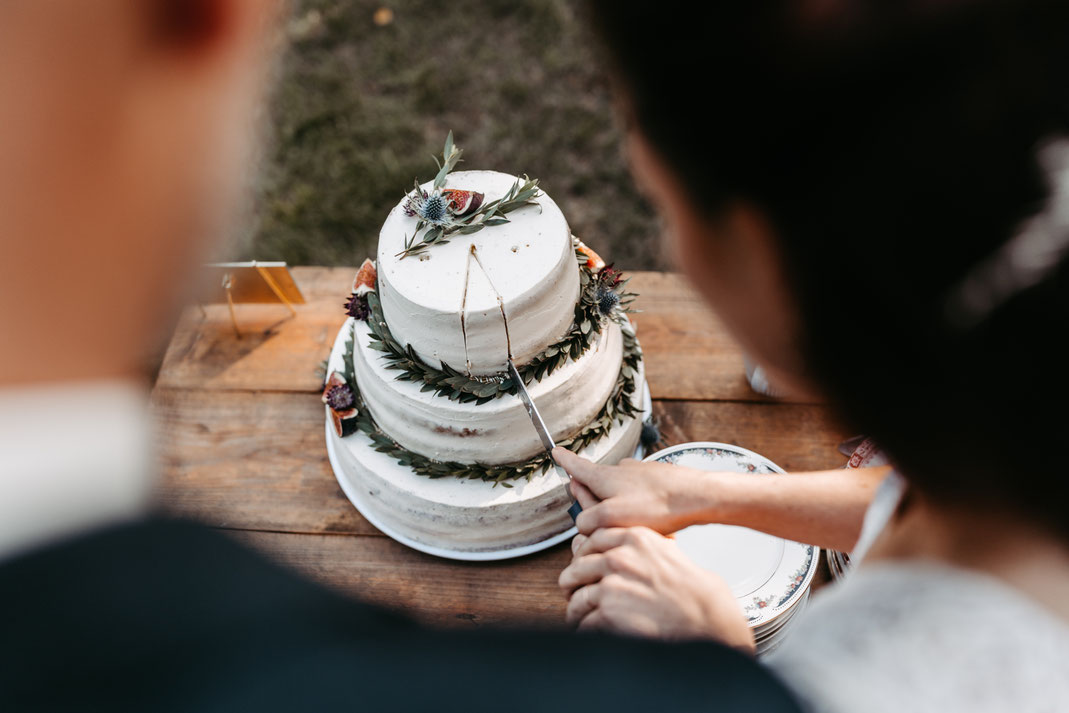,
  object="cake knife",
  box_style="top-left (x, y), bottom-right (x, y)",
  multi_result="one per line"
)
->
top-left (506, 359), bottom-right (583, 523)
